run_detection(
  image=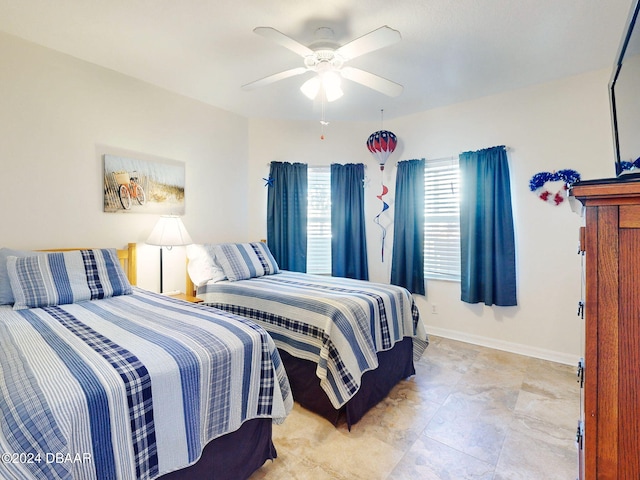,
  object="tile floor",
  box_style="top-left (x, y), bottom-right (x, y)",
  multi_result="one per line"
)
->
top-left (251, 335), bottom-right (580, 480)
